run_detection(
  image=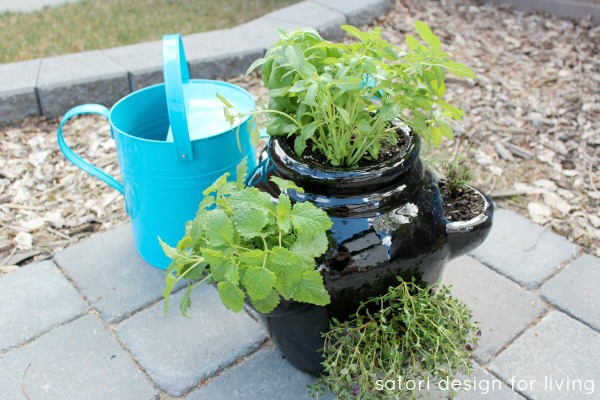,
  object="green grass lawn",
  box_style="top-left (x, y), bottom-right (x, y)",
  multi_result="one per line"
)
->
top-left (0, 0), bottom-right (300, 63)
